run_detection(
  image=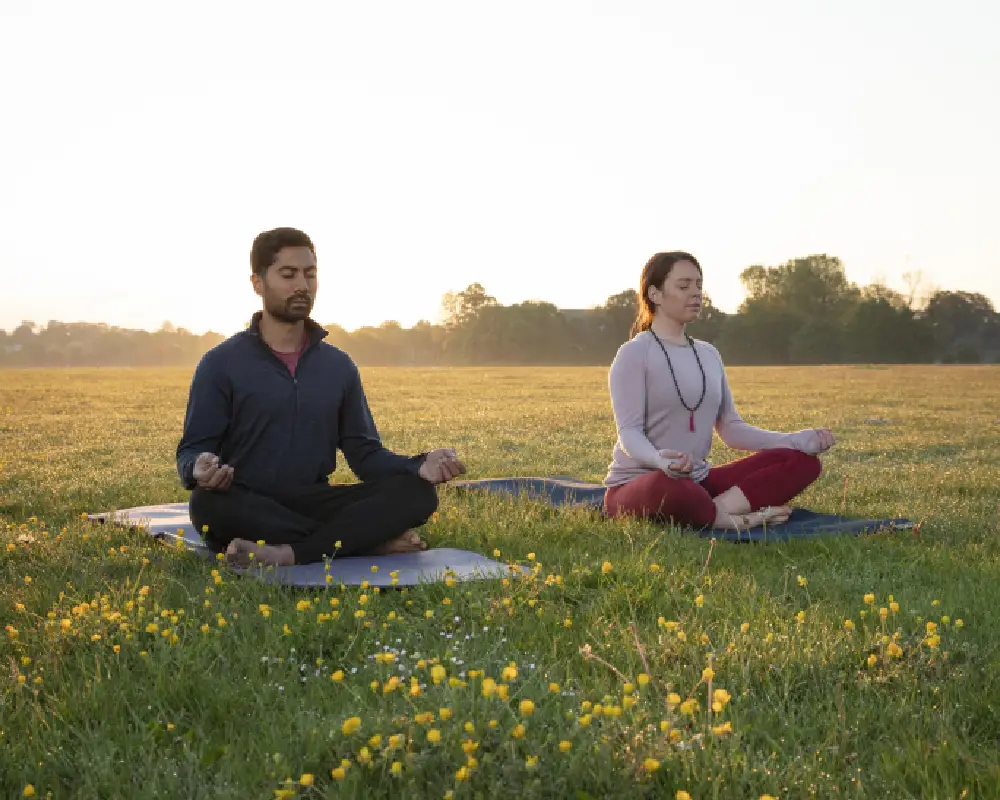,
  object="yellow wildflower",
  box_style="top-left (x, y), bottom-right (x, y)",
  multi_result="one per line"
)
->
top-left (341, 716), bottom-right (361, 735)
